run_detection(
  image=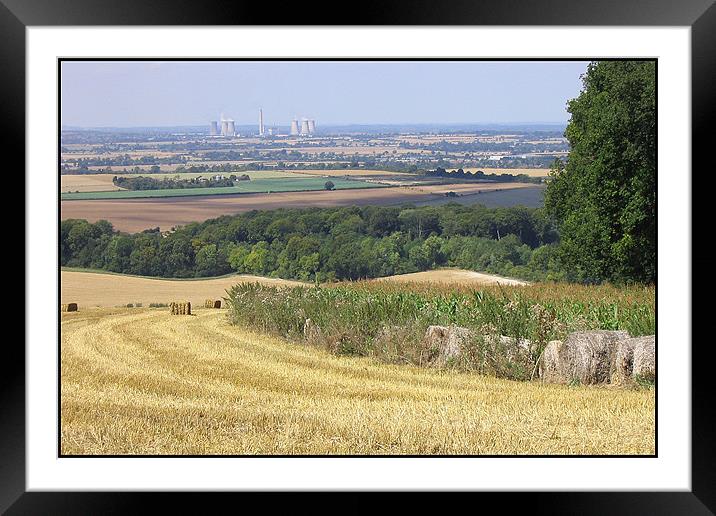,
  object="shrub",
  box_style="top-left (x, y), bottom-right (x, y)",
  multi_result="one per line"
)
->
top-left (226, 282), bottom-right (654, 381)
